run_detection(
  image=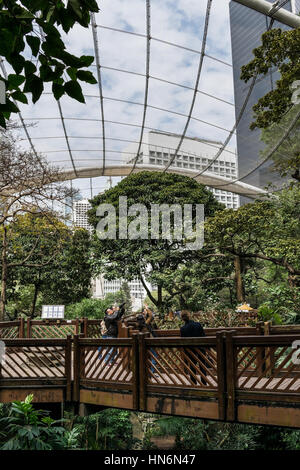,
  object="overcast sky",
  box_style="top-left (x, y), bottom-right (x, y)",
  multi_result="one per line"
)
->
top-left (13, 0), bottom-right (237, 197)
